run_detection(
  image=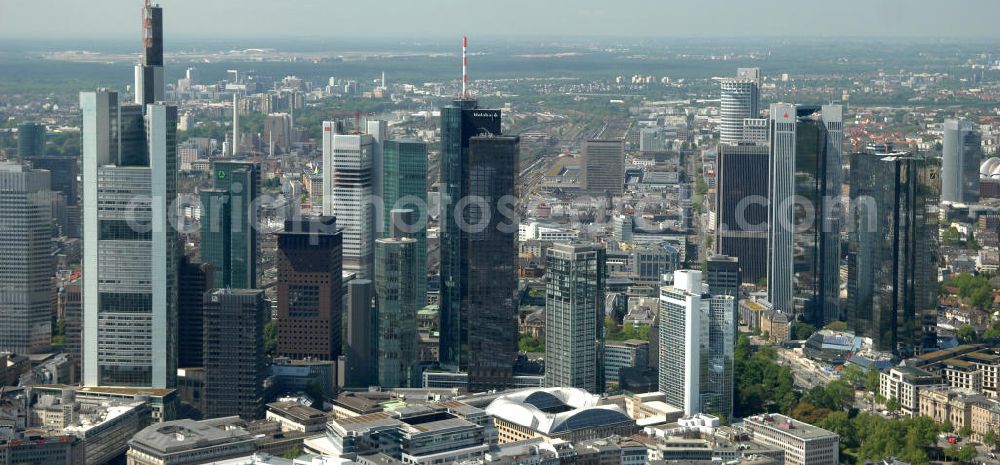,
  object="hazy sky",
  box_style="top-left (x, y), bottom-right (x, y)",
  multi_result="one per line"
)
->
top-left (2, 0), bottom-right (999, 41)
